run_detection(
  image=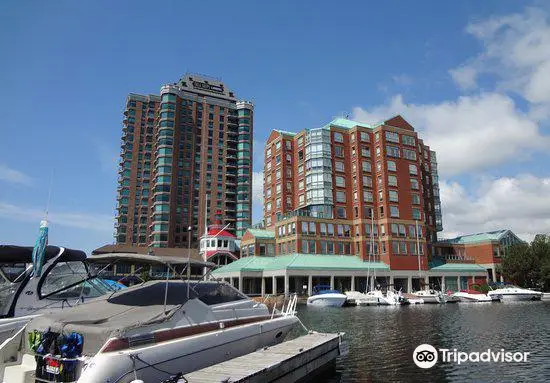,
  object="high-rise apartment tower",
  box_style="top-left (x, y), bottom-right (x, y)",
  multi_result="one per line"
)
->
top-left (116, 75), bottom-right (253, 247)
